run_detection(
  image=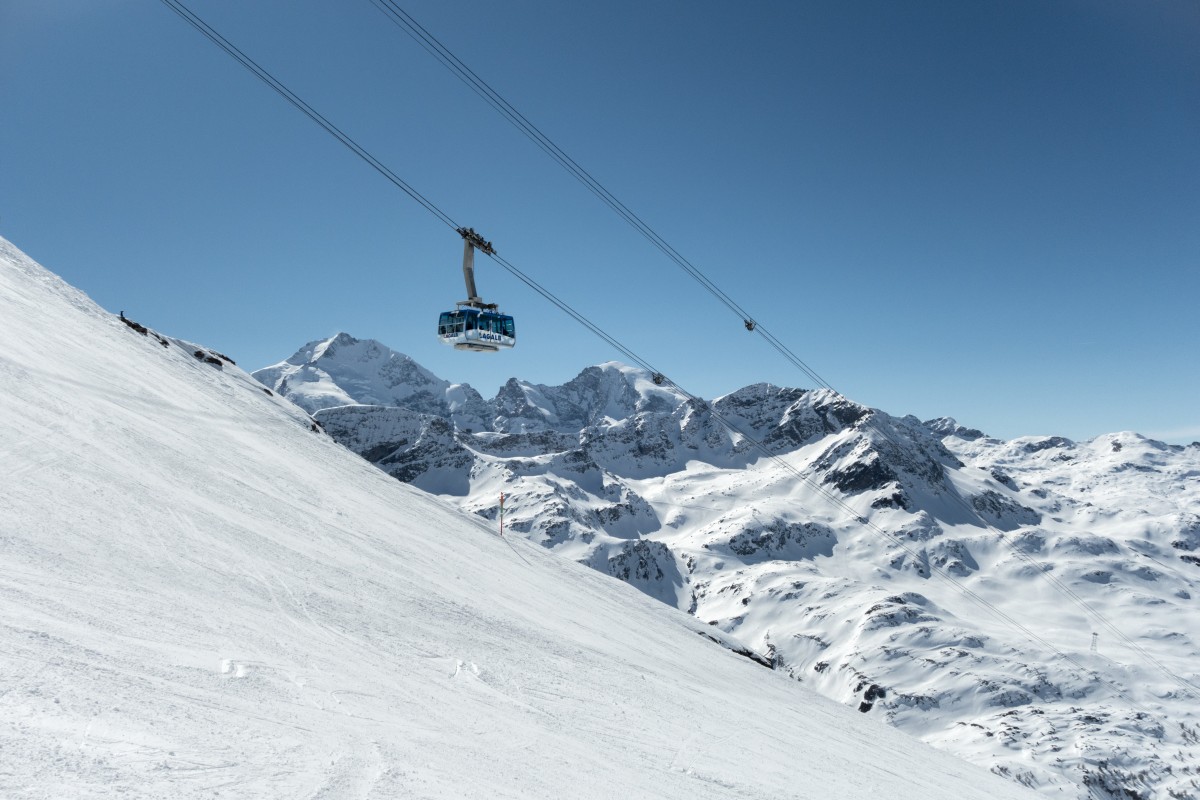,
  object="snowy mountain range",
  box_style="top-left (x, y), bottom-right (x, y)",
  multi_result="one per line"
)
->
top-left (256, 331), bottom-right (1200, 800)
top-left (2, 239), bottom-right (1051, 797)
